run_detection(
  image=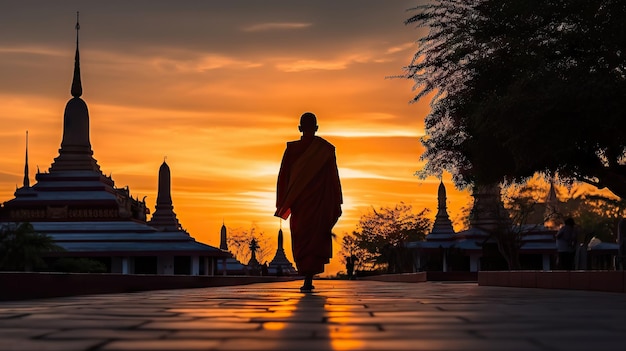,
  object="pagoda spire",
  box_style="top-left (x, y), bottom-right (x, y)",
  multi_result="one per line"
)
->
top-left (23, 131), bottom-right (30, 188)
top-left (277, 228), bottom-right (284, 250)
top-left (71, 11), bottom-right (82, 98)
top-left (148, 161), bottom-right (183, 232)
top-left (49, 12), bottom-right (100, 173)
top-left (426, 180), bottom-right (456, 242)
top-left (156, 161), bottom-right (173, 205)
top-left (436, 180), bottom-right (449, 217)
top-left (220, 221), bottom-right (229, 251)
